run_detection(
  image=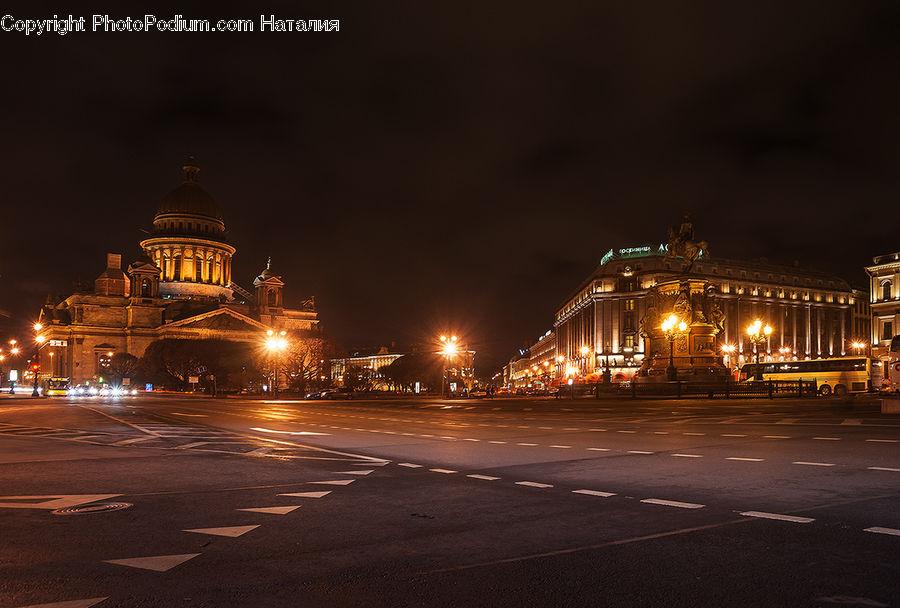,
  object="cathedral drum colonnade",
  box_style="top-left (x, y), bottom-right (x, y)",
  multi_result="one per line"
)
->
top-left (139, 159), bottom-right (236, 299)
